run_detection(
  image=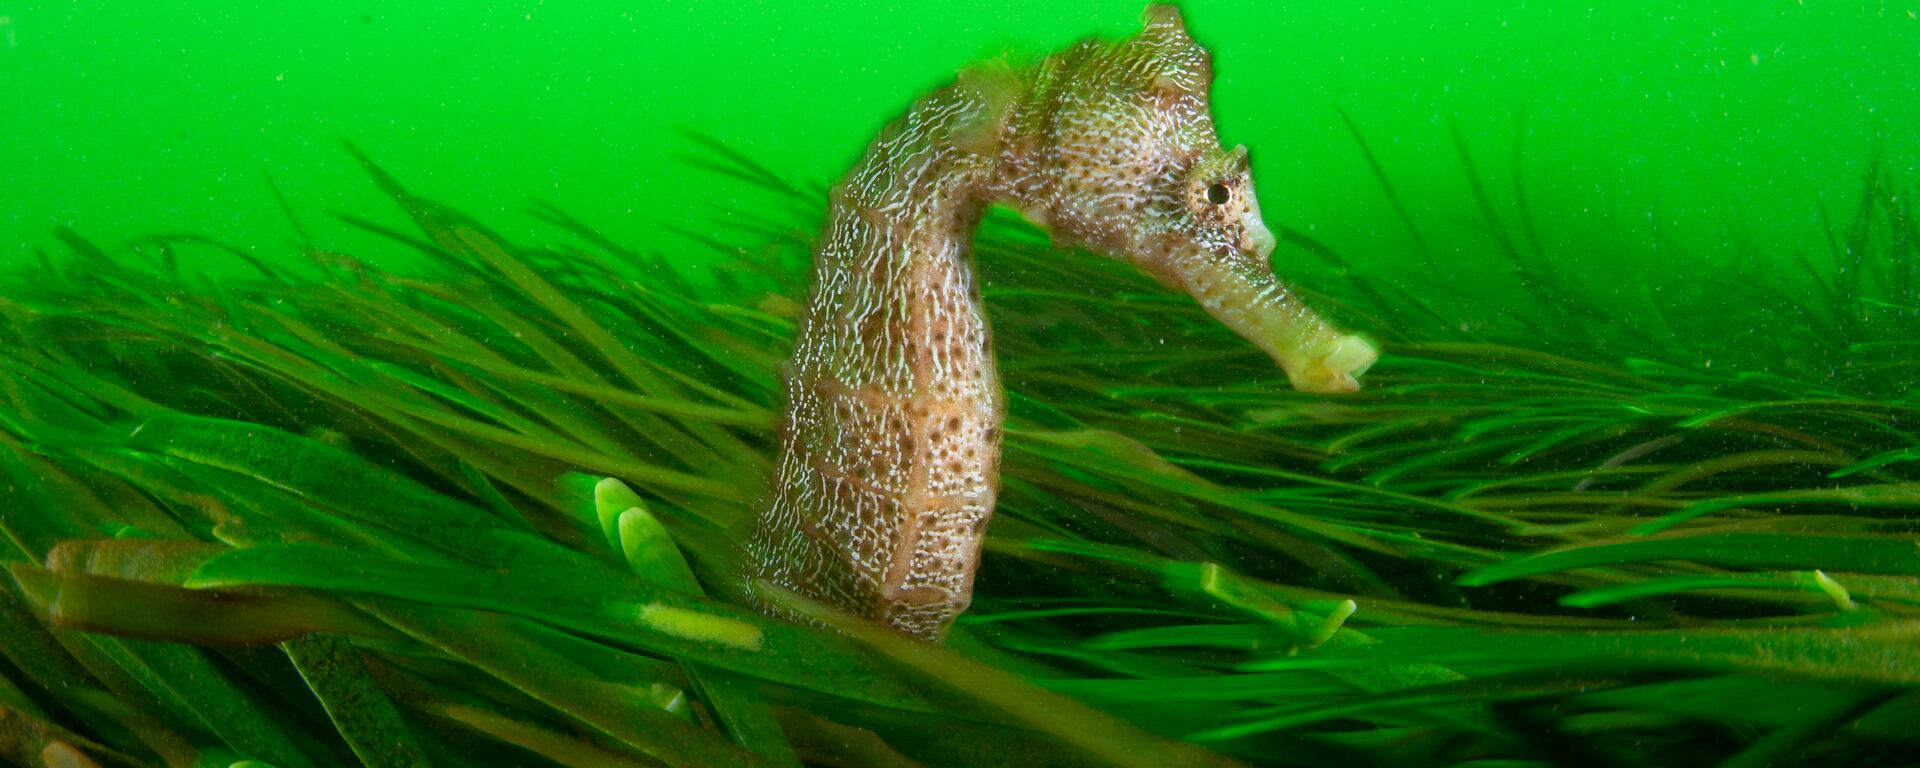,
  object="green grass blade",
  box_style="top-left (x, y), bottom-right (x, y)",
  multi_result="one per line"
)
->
top-left (282, 634), bottom-right (433, 768)
top-left (1458, 532), bottom-right (1920, 587)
